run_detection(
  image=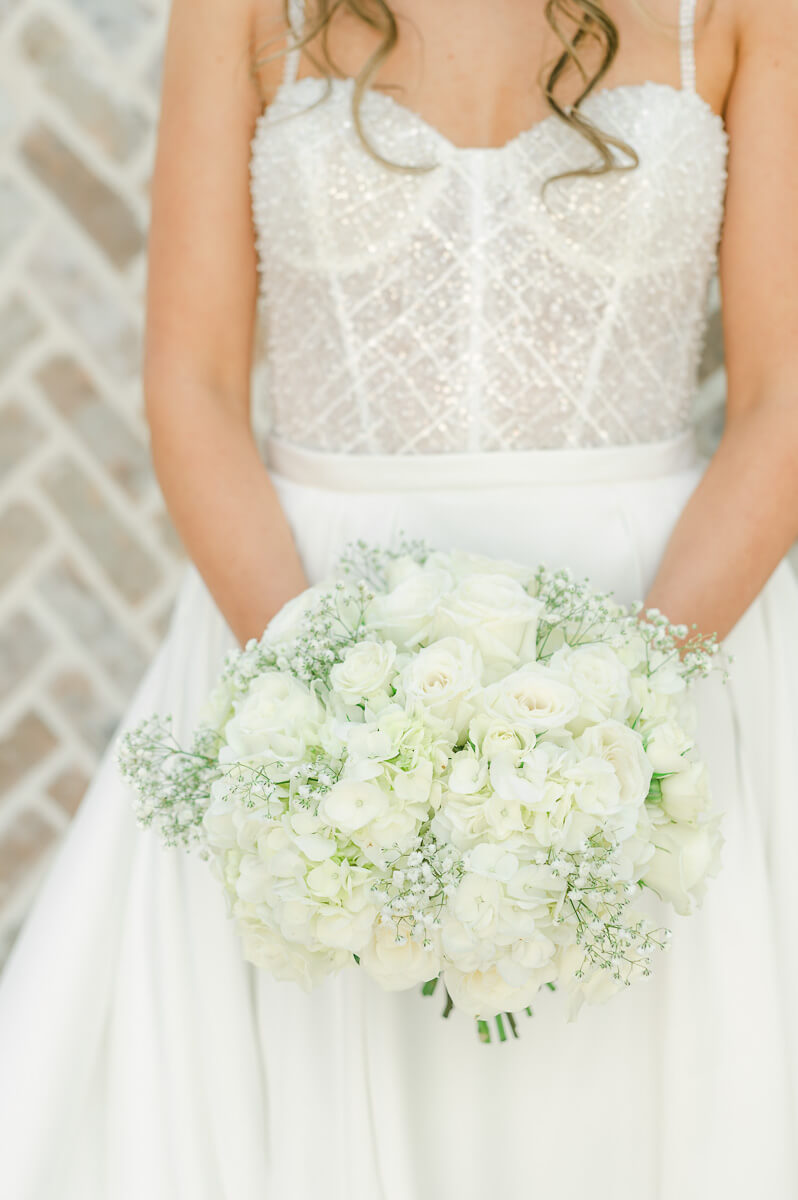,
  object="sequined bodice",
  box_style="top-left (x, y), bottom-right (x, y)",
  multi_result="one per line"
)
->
top-left (249, 3), bottom-right (729, 454)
